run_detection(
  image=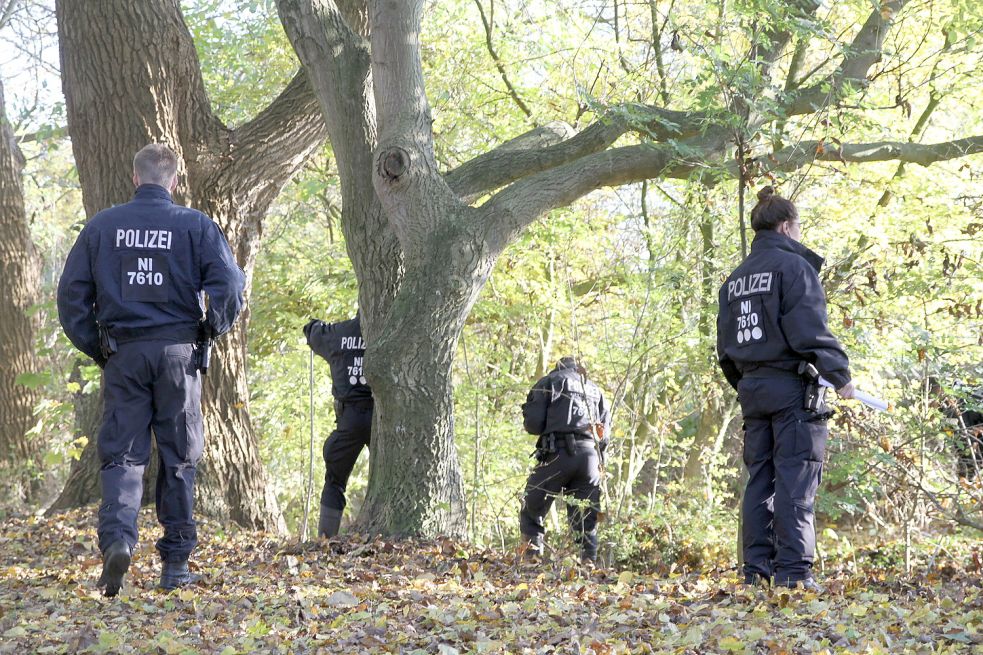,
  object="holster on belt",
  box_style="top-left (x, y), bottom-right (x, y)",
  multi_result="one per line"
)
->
top-left (197, 321), bottom-right (214, 375)
top-left (797, 361), bottom-right (833, 421)
top-left (531, 434), bottom-right (556, 463)
top-left (97, 323), bottom-right (118, 361)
